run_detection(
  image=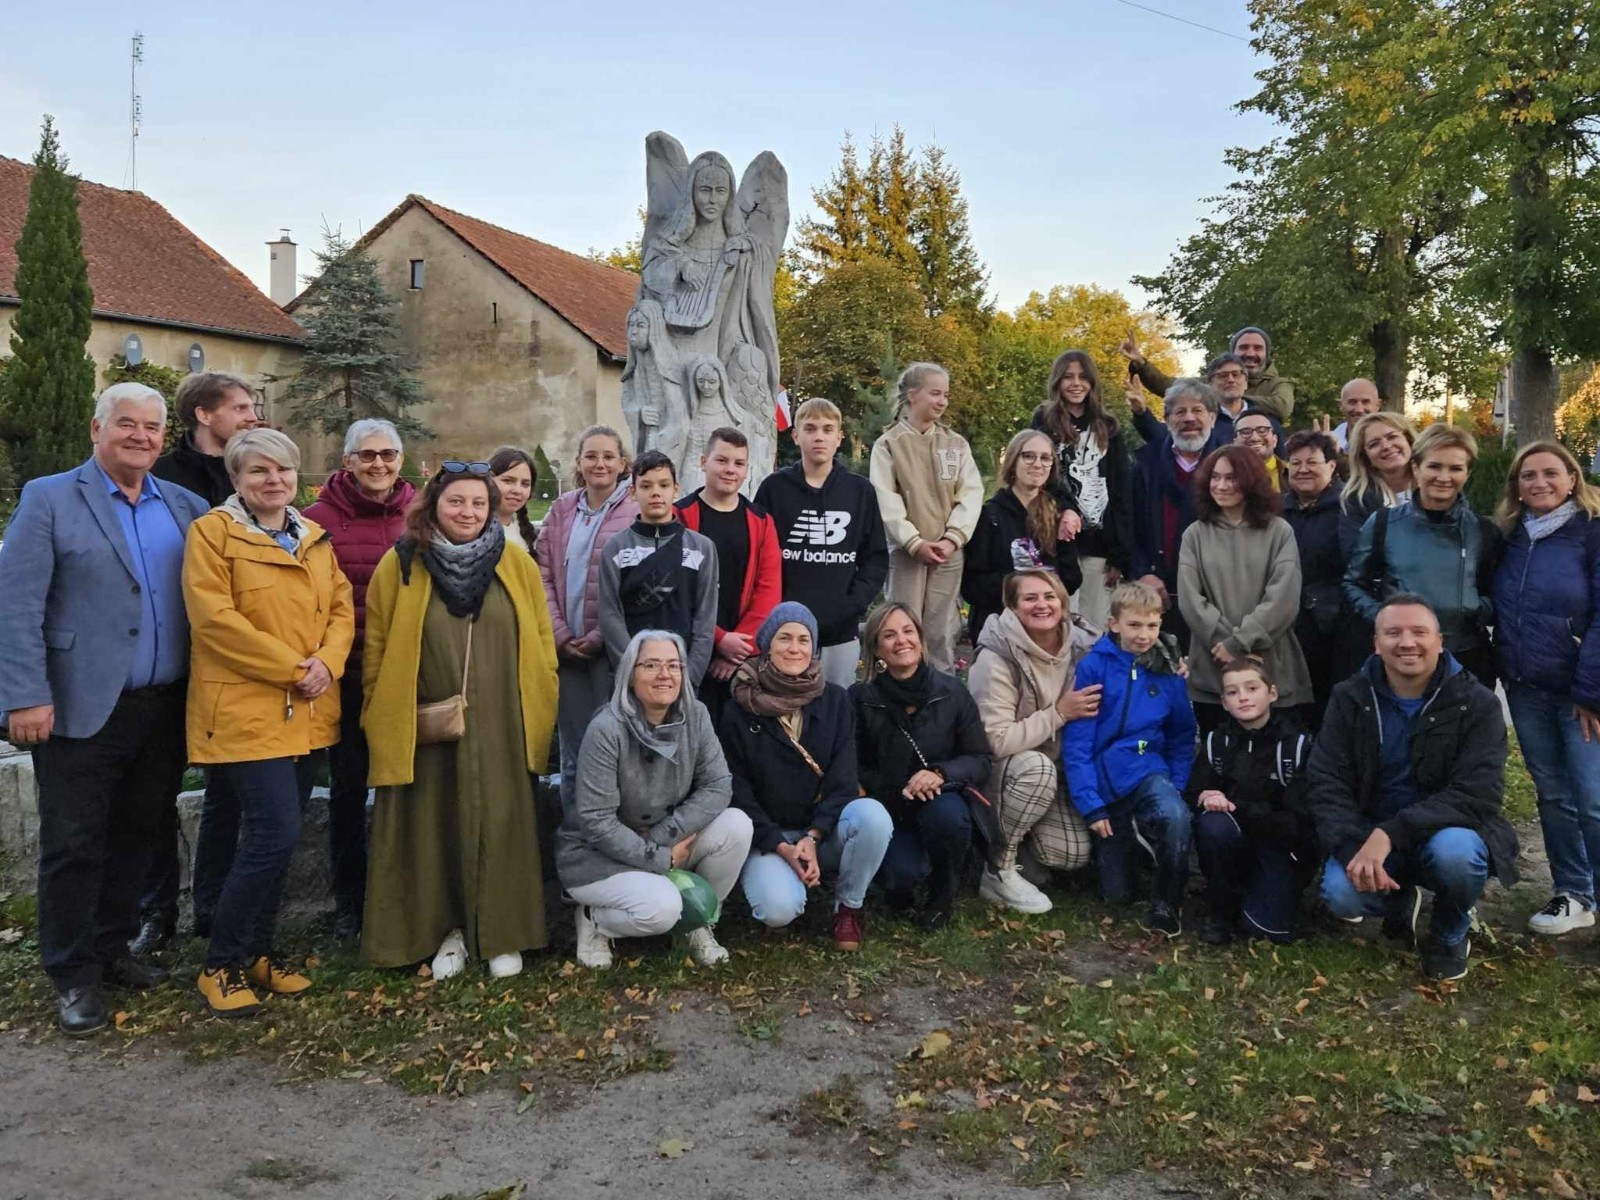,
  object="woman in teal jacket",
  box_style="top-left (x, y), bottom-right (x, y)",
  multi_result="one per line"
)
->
top-left (1342, 423), bottom-right (1503, 686)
